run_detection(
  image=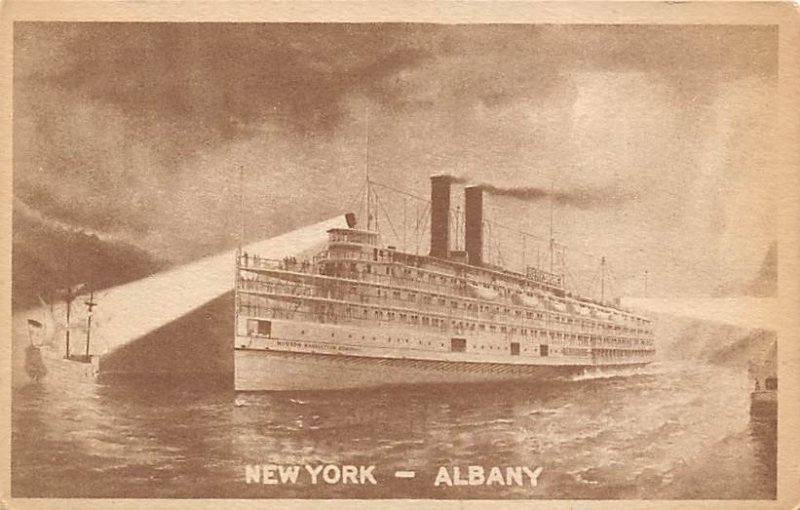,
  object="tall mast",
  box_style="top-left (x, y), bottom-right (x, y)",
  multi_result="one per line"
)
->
top-left (84, 287), bottom-right (97, 359)
top-left (234, 165), bottom-right (244, 350)
top-left (65, 231), bottom-right (72, 359)
top-left (238, 164), bottom-right (245, 254)
top-left (454, 205), bottom-right (461, 251)
top-left (402, 198), bottom-right (407, 252)
top-left (601, 256), bottom-right (606, 304)
top-left (549, 179), bottom-right (555, 274)
top-left (364, 106), bottom-right (371, 231)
